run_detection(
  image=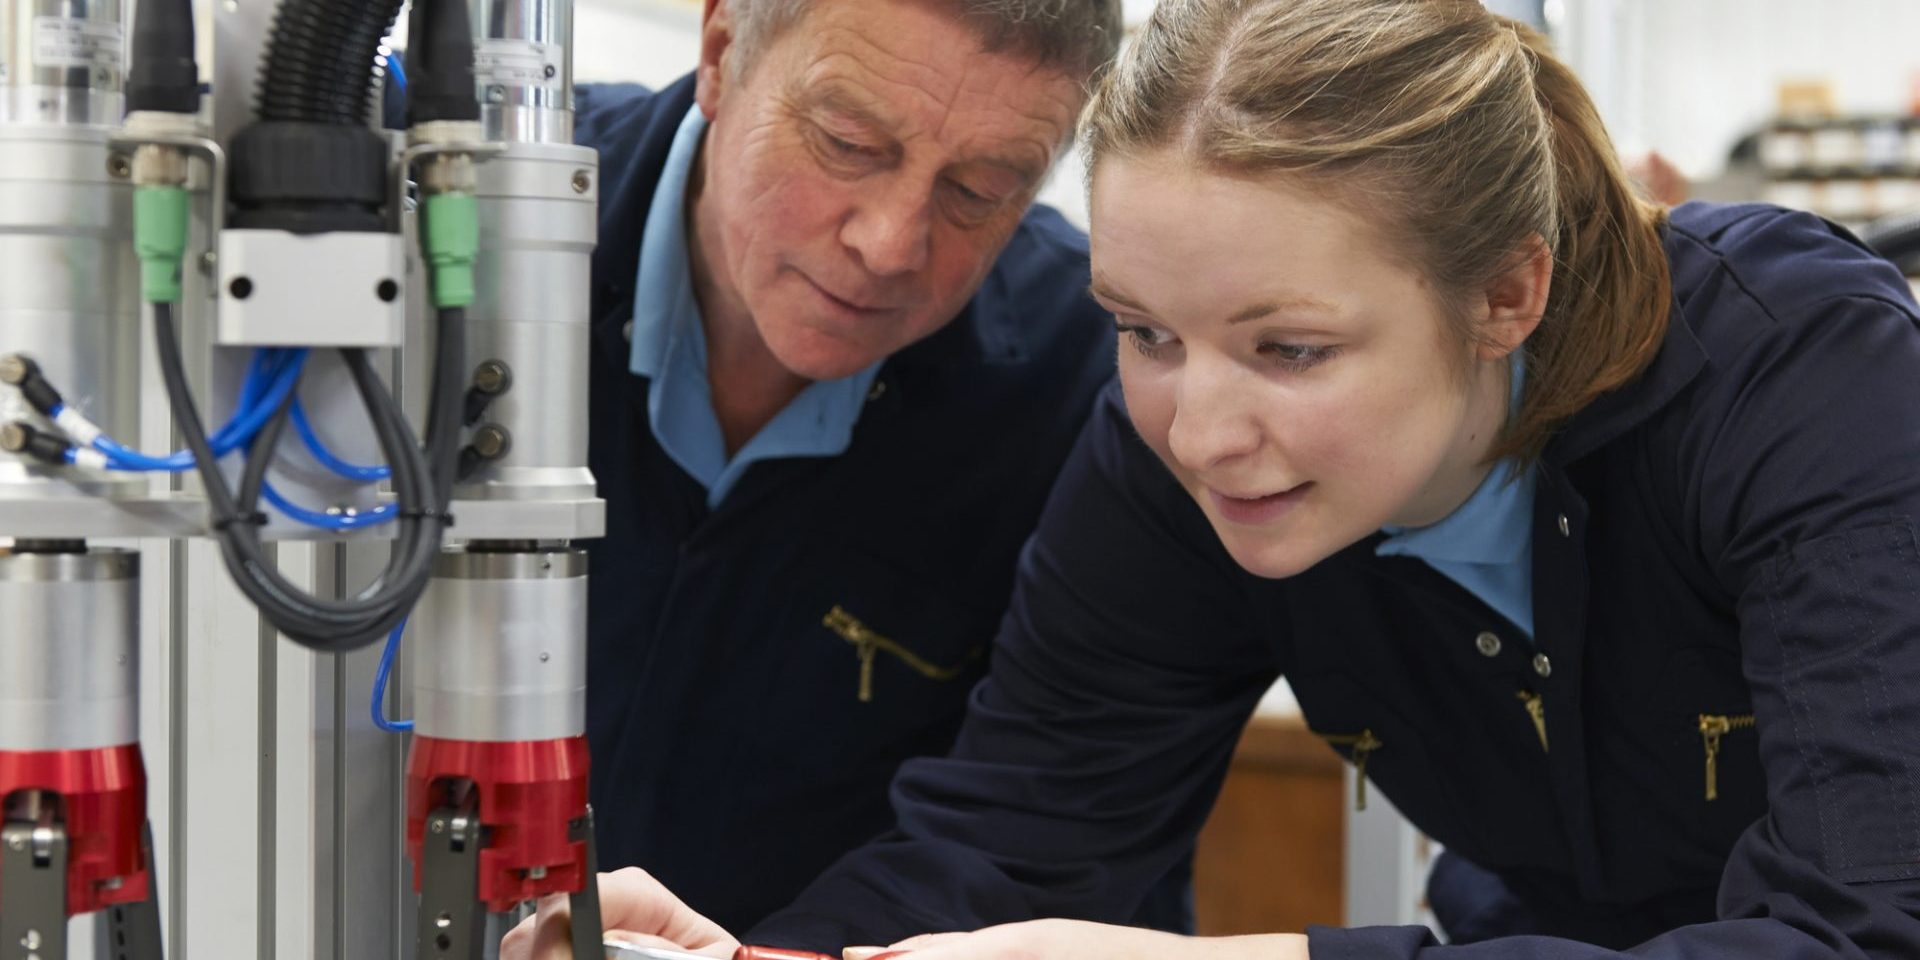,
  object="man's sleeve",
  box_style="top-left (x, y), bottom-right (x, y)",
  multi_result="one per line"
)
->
top-left (1310, 269), bottom-right (1920, 954)
top-left (747, 384), bottom-right (1283, 949)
